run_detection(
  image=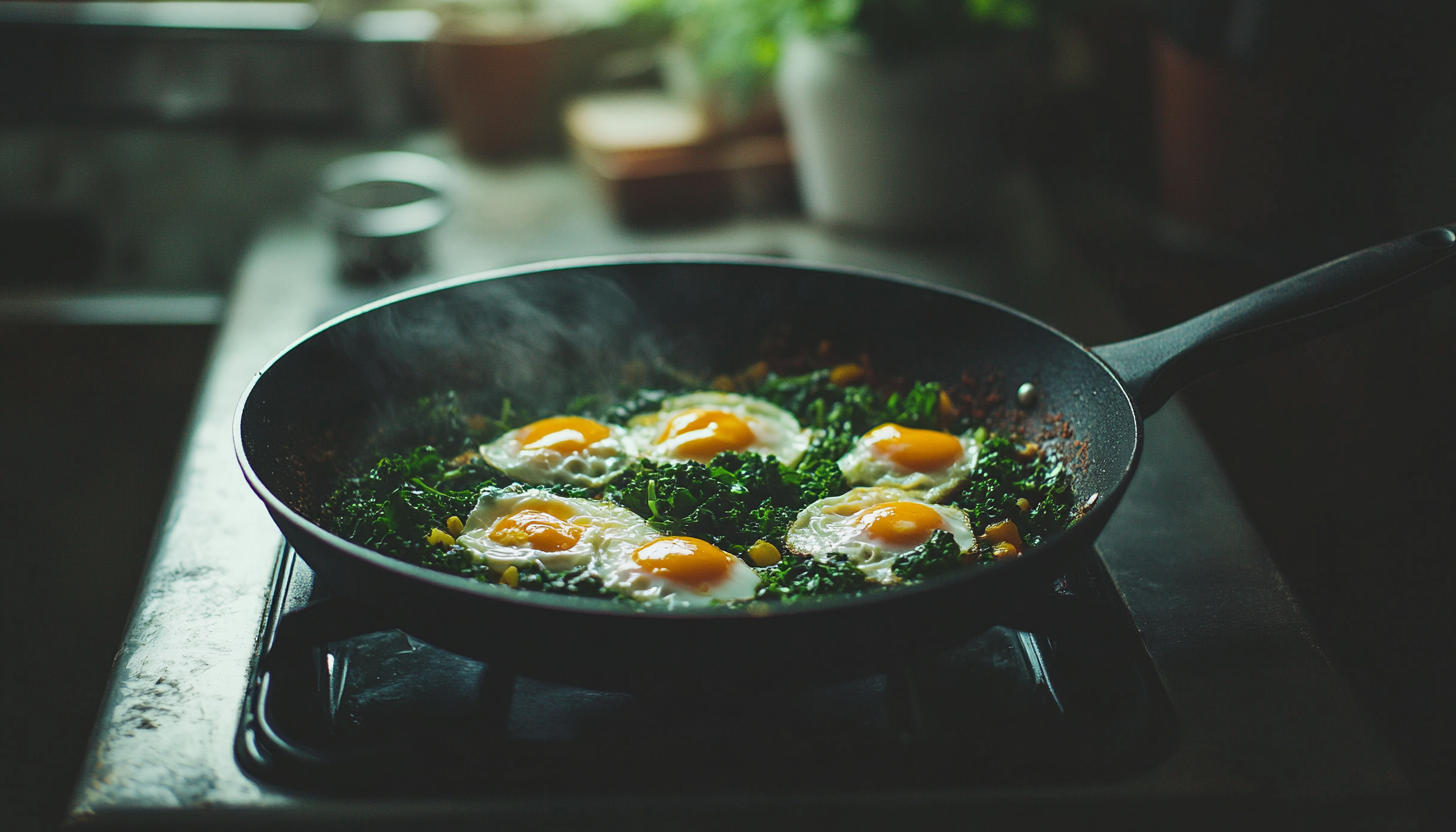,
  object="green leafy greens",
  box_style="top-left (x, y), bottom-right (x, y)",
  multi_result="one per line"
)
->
top-left (893, 528), bottom-right (964, 580)
top-left (324, 446), bottom-right (500, 572)
top-left (320, 369), bottom-right (1079, 603)
top-left (754, 553), bottom-right (870, 602)
top-left (949, 435), bottom-right (1076, 549)
top-left (604, 450), bottom-right (846, 556)
top-left (515, 563), bottom-right (617, 599)
top-left (754, 369), bottom-right (945, 468)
